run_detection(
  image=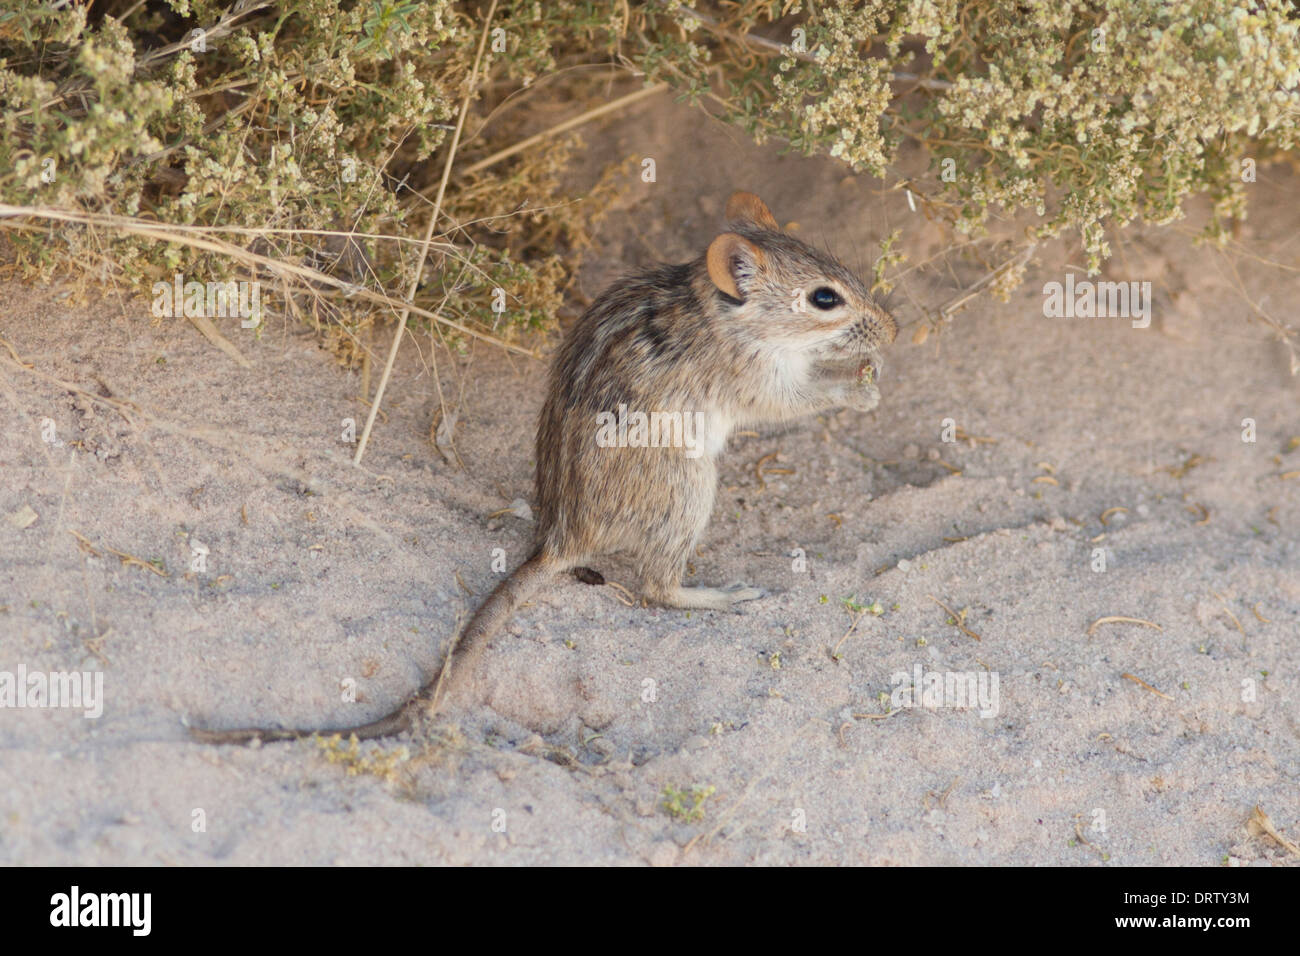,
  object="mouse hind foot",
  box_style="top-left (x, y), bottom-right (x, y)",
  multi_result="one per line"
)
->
top-left (647, 581), bottom-right (764, 612)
